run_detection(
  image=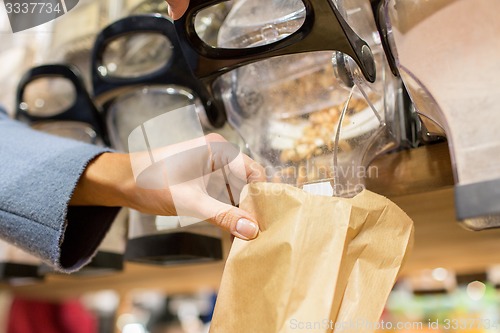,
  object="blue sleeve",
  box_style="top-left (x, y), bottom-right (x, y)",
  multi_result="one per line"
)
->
top-left (0, 110), bottom-right (120, 273)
